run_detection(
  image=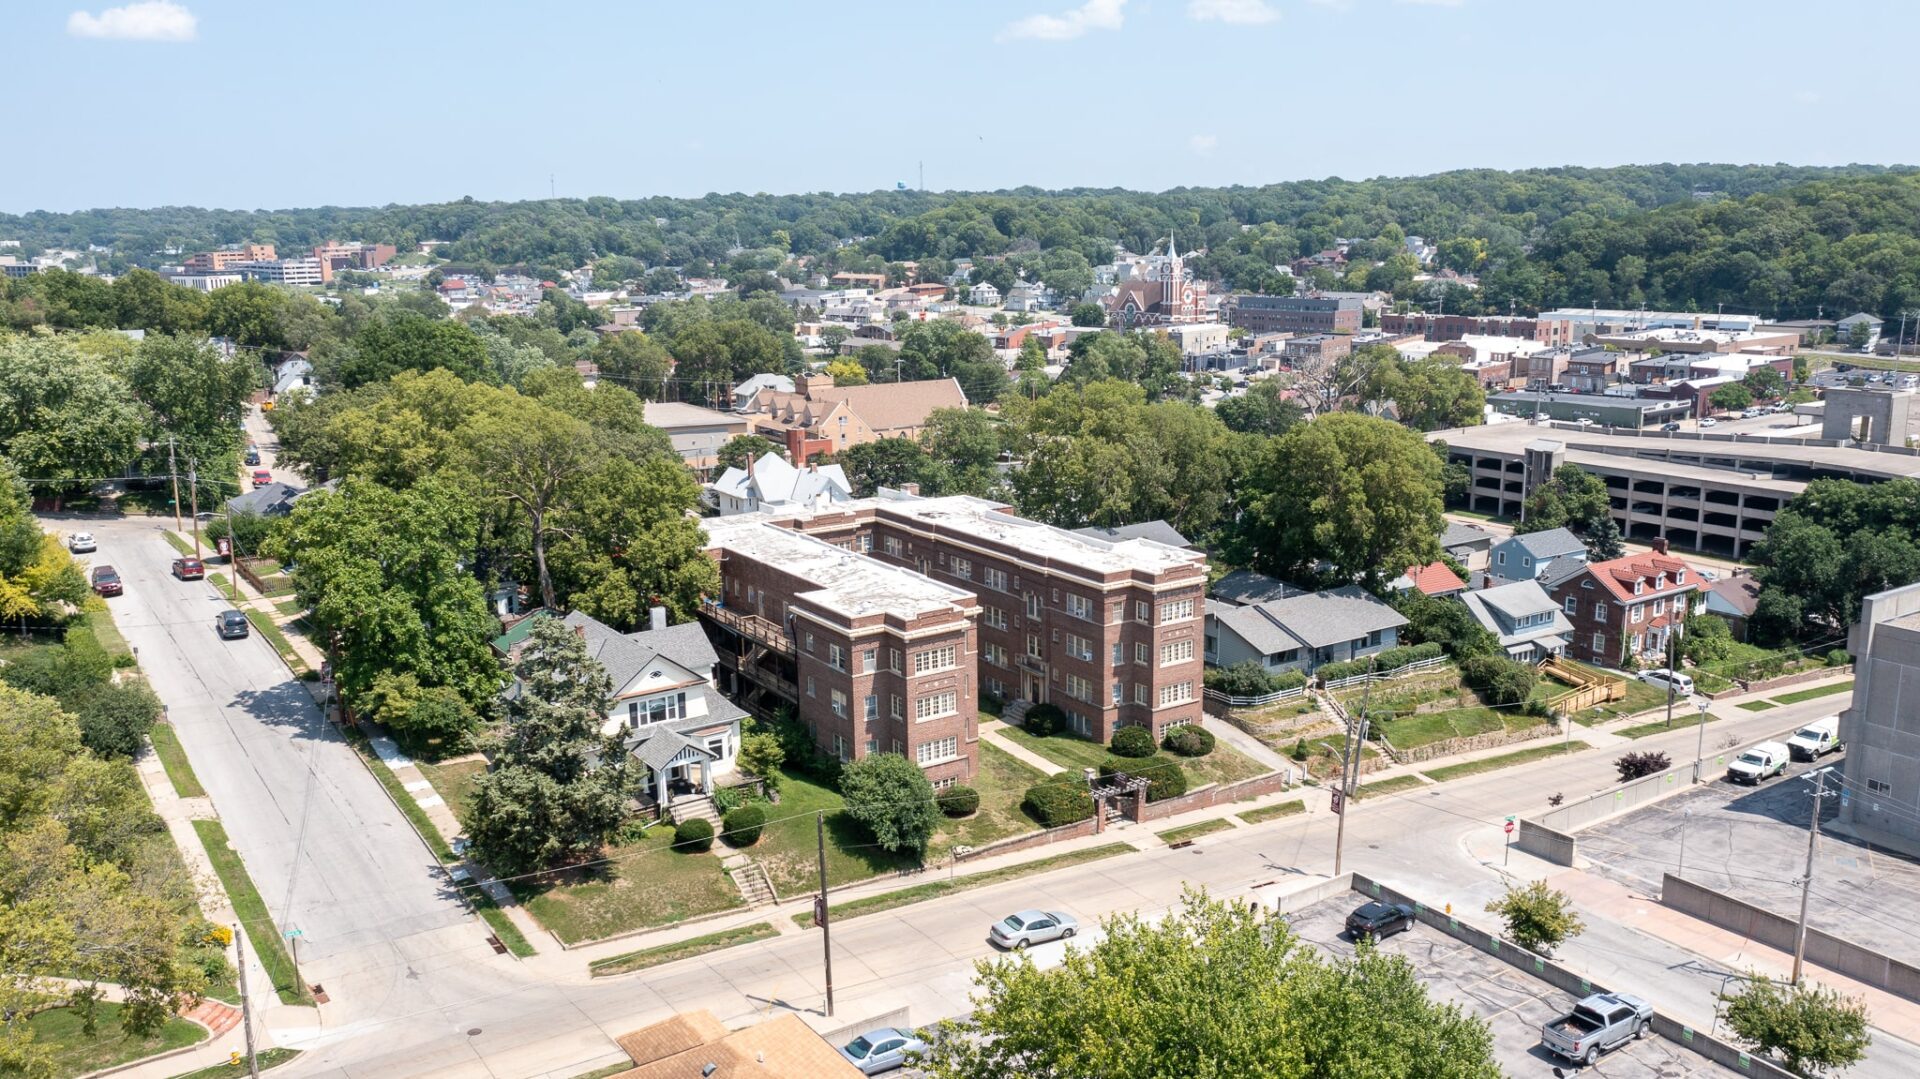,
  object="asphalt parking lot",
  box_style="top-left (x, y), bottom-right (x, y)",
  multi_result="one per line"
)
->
top-left (1577, 750), bottom-right (1920, 968)
top-left (1285, 896), bottom-right (1743, 1077)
